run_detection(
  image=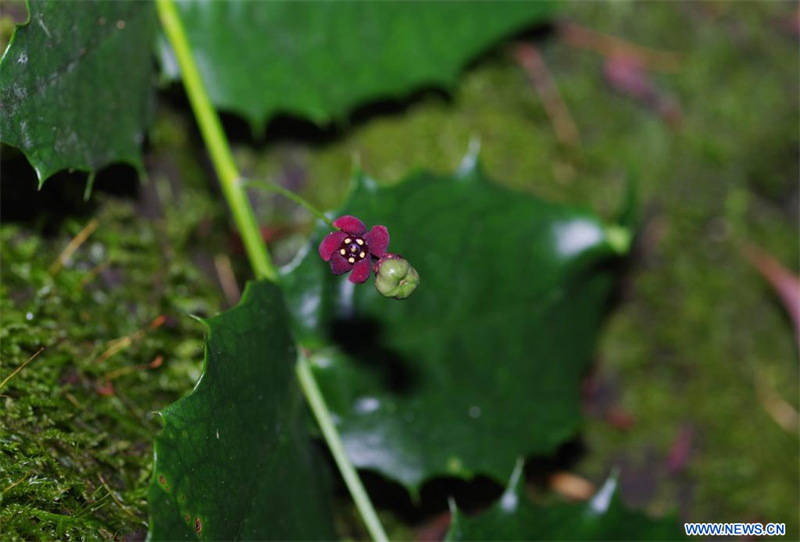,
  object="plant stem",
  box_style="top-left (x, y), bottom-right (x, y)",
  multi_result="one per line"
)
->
top-left (297, 355), bottom-right (389, 542)
top-left (244, 180), bottom-right (335, 227)
top-left (155, 0), bottom-right (276, 282)
top-left (156, 2), bottom-right (388, 540)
